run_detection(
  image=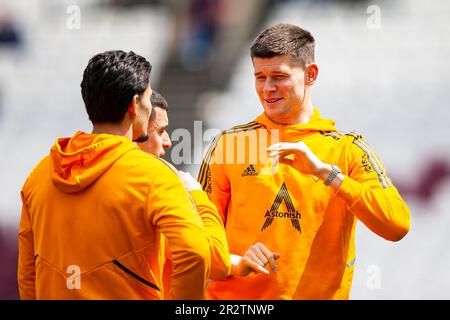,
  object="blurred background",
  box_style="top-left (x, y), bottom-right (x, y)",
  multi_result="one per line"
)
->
top-left (1, 0), bottom-right (449, 299)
